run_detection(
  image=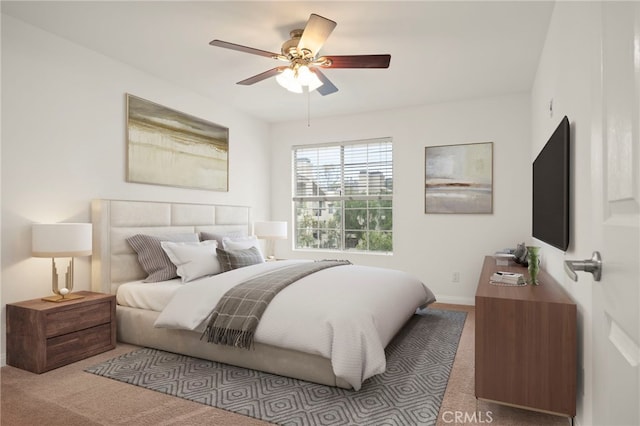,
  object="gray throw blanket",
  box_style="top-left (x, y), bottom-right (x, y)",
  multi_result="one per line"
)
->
top-left (201, 260), bottom-right (351, 349)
